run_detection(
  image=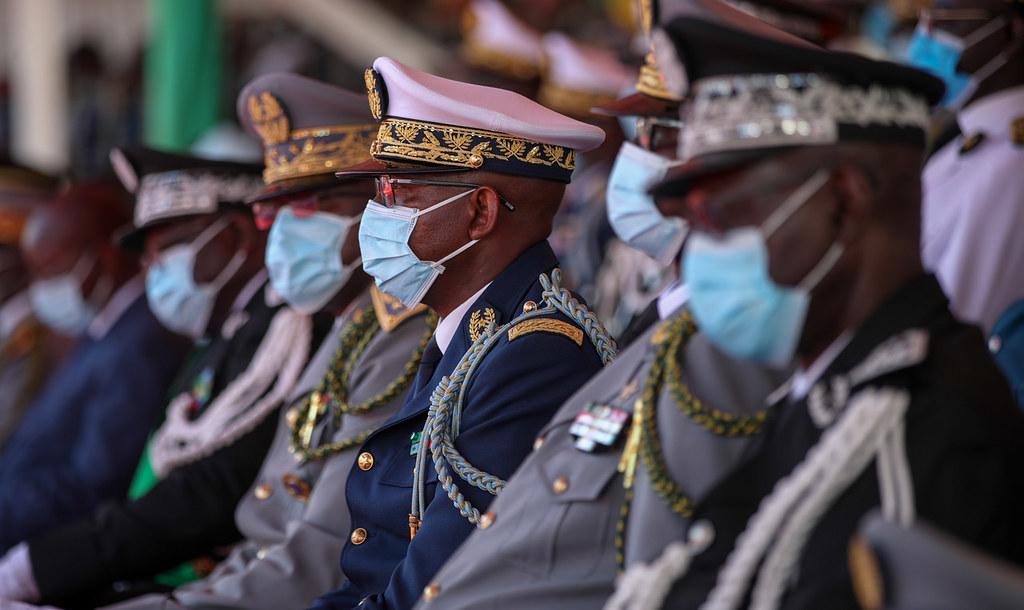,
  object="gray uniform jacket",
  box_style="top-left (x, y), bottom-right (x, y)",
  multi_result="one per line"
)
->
top-left (105, 293), bottom-right (432, 610)
top-left (416, 310), bottom-right (788, 609)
